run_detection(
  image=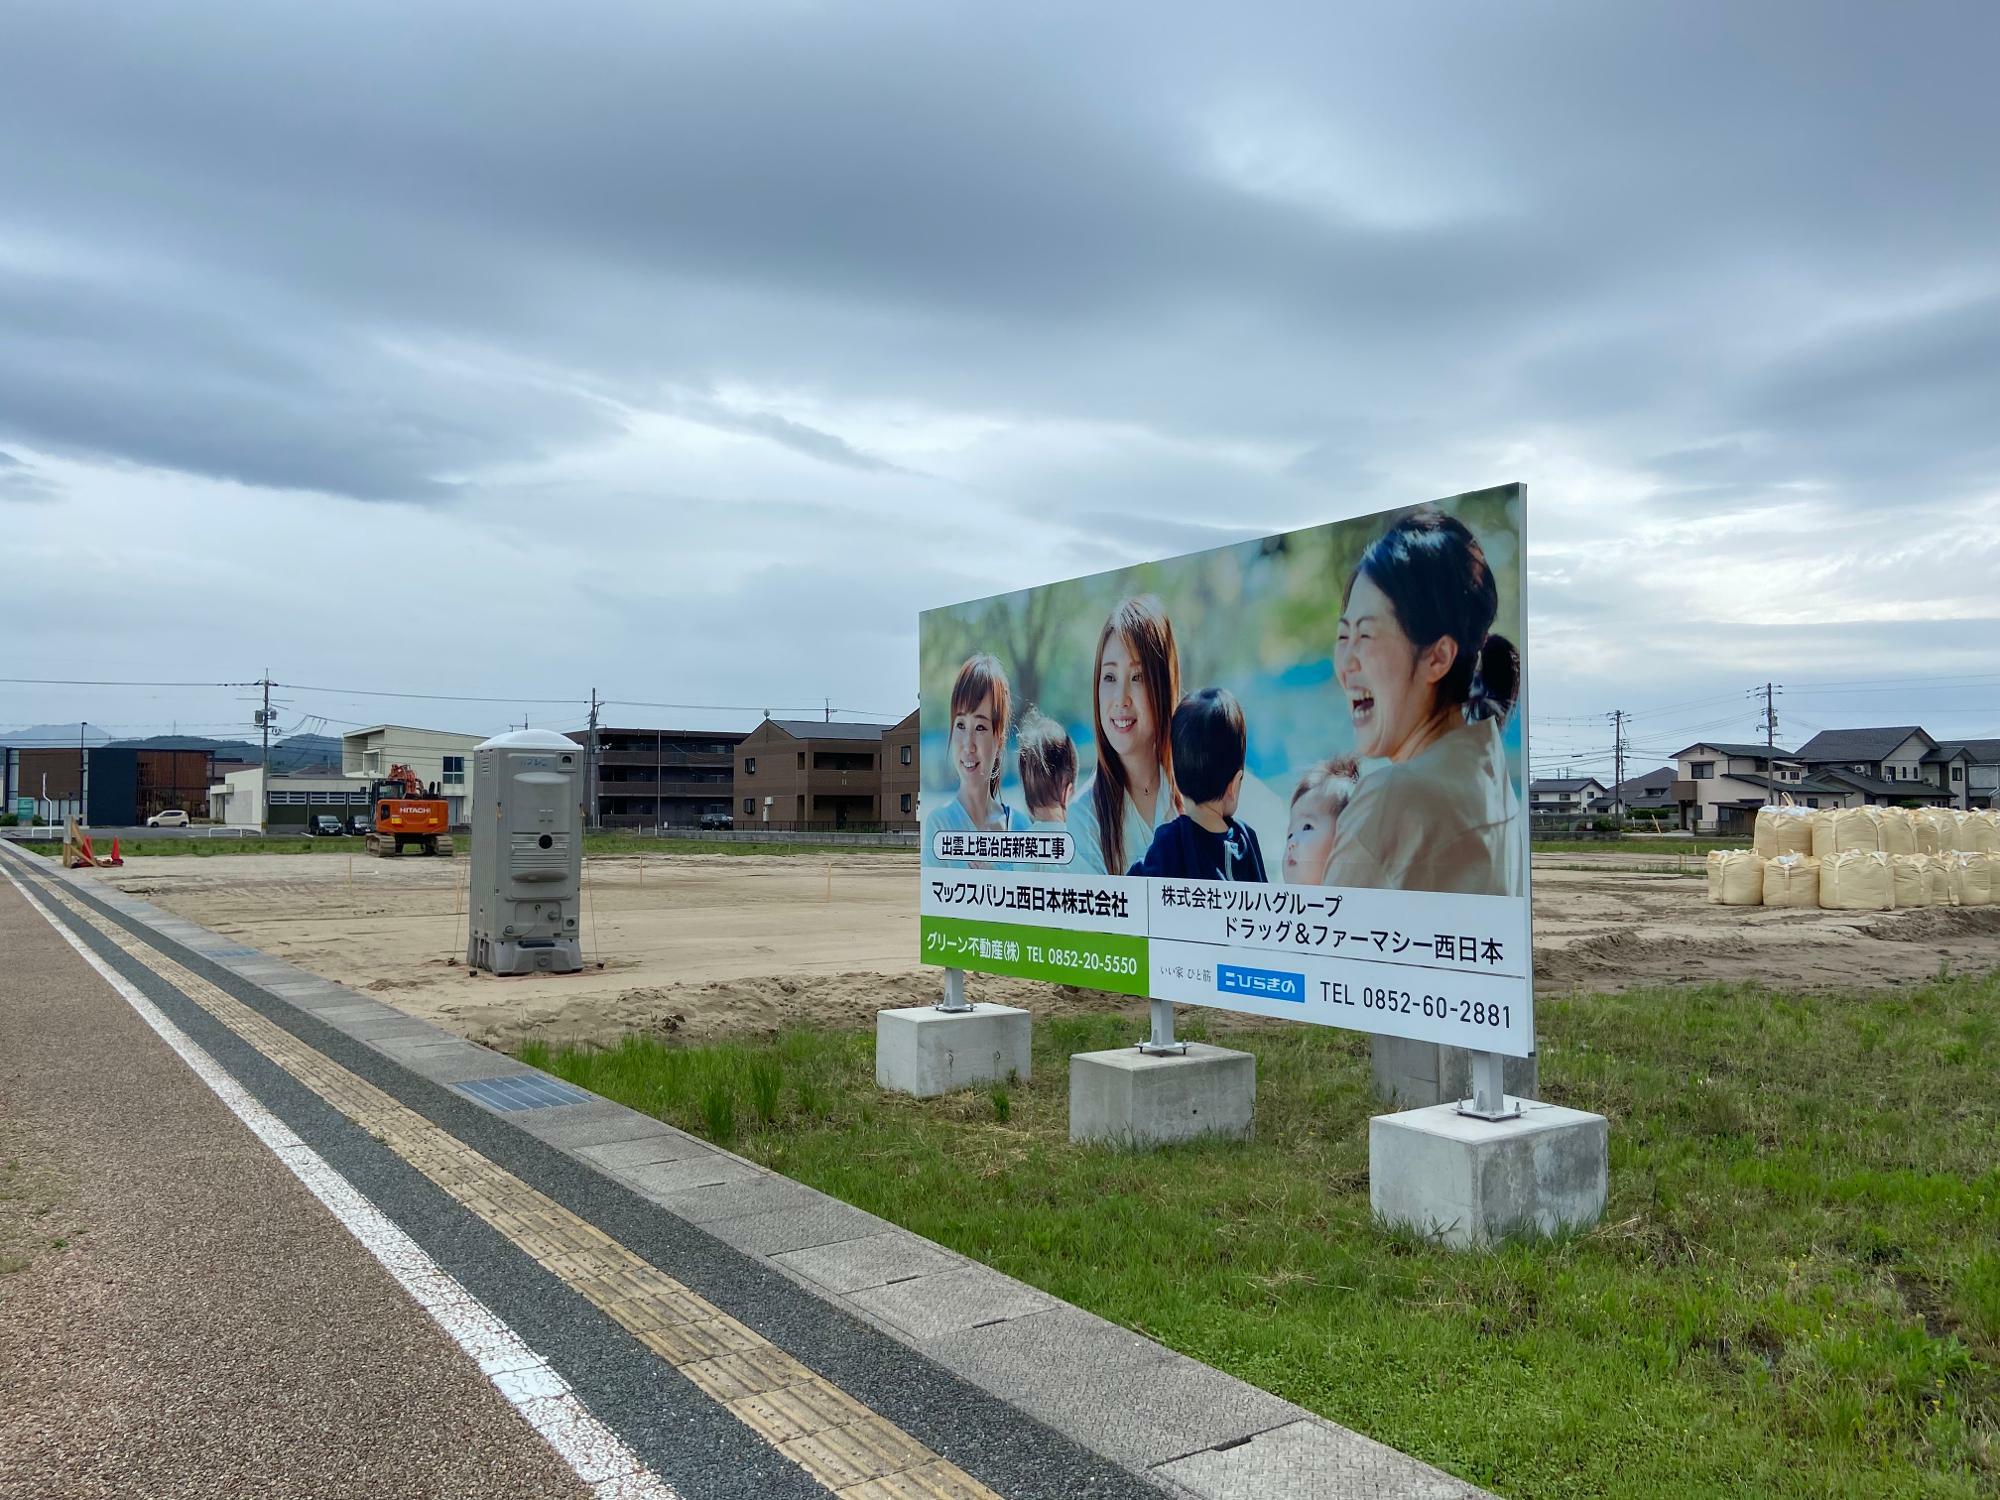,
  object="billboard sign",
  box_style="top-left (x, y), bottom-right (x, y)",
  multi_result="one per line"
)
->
top-left (918, 484), bottom-right (1532, 1056)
